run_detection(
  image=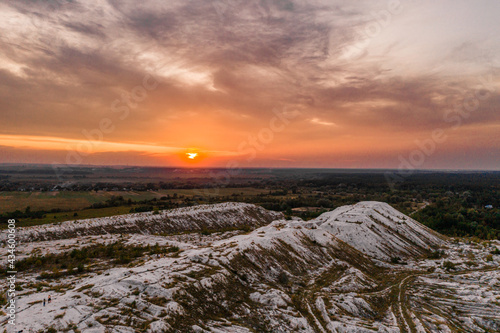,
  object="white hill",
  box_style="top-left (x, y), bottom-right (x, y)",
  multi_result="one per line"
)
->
top-left (314, 201), bottom-right (446, 260)
top-left (2, 202), bottom-right (498, 333)
top-left (1, 202), bottom-right (283, 242)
